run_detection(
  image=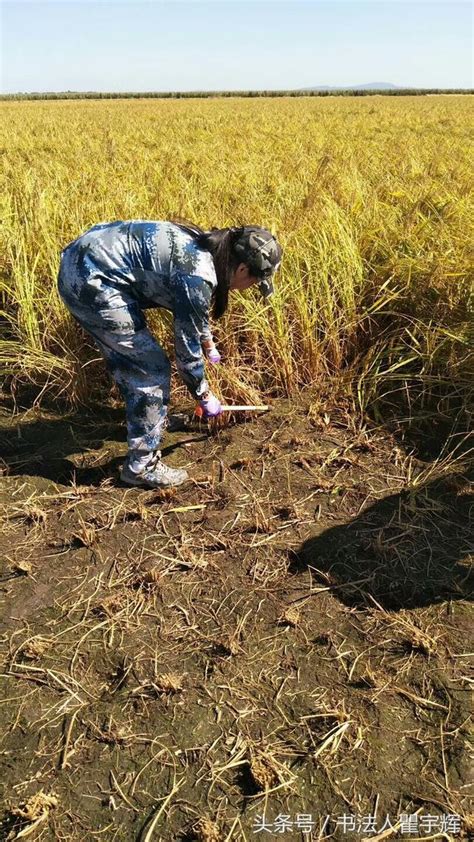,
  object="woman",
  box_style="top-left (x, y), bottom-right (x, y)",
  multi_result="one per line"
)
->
top-left (58, 220), bottom-right (282, 489)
